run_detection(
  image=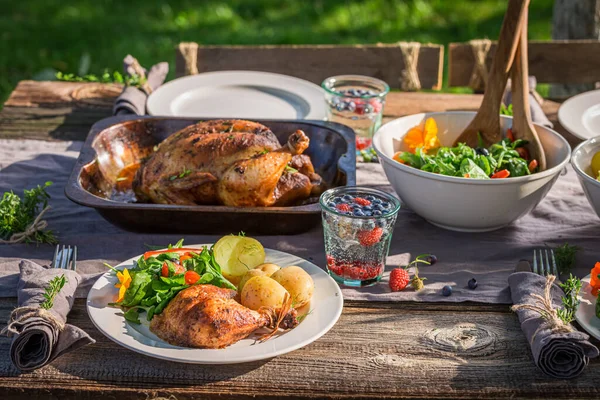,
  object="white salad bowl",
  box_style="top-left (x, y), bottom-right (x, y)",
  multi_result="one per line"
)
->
top-left (571, 136), bottom-right (600, 220)
top-left (372, 112), bottom-right (571, 232)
